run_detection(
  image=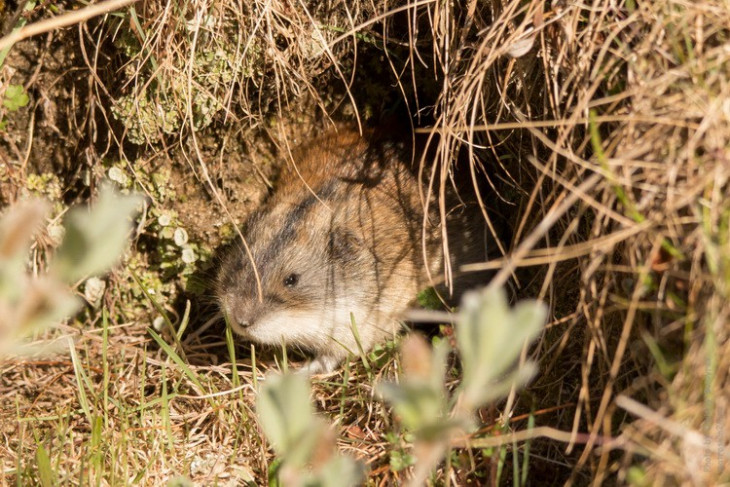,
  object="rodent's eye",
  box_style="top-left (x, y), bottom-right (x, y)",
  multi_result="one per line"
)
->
top-left (283, 273), bottom-right (300, 288)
